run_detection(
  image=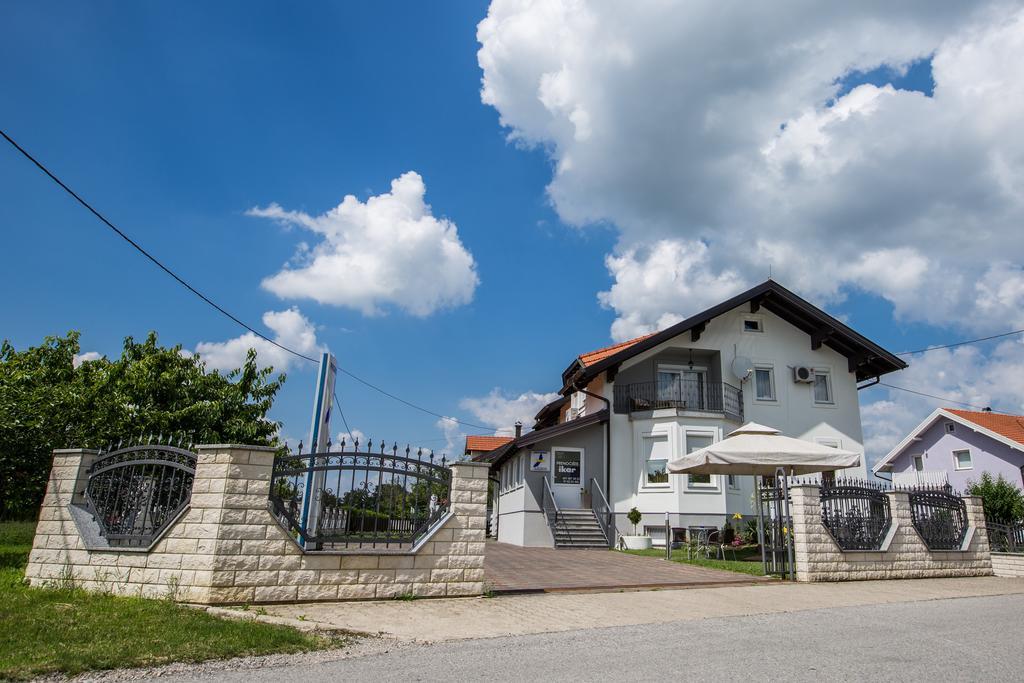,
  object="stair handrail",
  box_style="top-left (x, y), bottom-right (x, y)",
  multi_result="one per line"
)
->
top-left (542, 476), bottom-right (573, 546)
top-left (590, 477), bottom-right (615, 548)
